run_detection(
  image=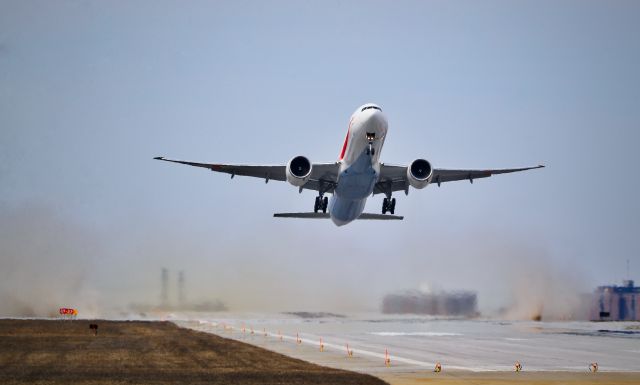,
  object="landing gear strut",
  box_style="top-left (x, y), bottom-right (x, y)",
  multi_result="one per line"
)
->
top-left (382, 197), bottom-right (396, 214)
top-left (314, 195), bottom-right (329, 213)
top-left (366, 142), bottom-right (375, 156)
top-left (366, 132), bottom-right (376, 156)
